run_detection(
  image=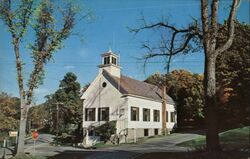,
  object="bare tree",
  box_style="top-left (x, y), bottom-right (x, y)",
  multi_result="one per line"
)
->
top-left (130, 0), bottom-right (240, 156)
top-left (0, 0), bottom-right (85, 155)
